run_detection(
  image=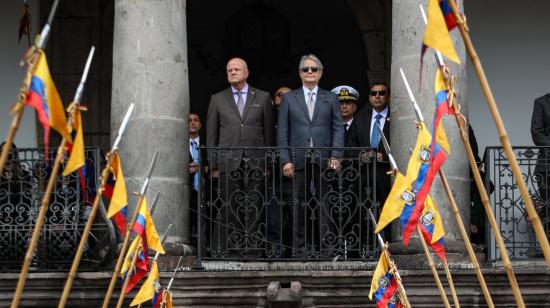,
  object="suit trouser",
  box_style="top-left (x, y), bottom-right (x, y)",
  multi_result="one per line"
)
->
top-left (210, 160), bottom-right (265, 258)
